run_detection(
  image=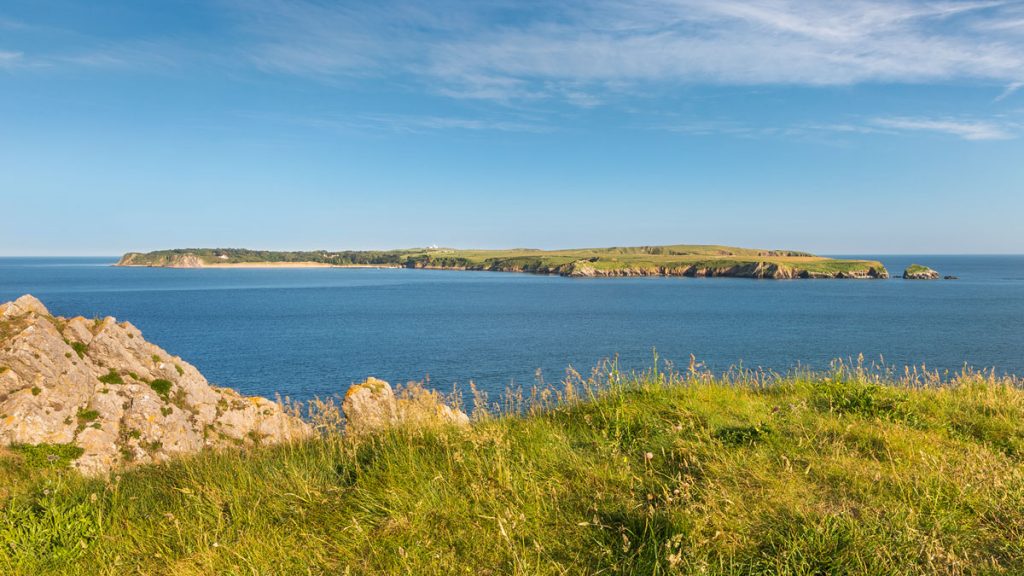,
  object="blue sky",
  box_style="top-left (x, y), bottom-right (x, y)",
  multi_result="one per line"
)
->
top-left (2, 0), bottom-right (1023, 255)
